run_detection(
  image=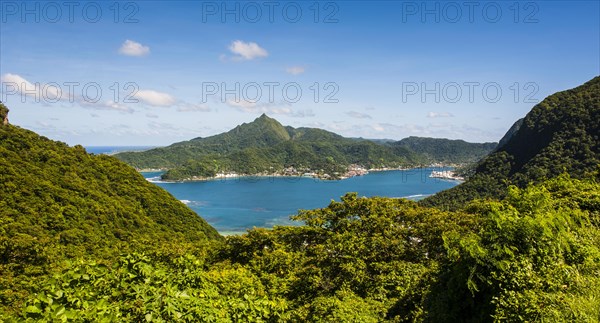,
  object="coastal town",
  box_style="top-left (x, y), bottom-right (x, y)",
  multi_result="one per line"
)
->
top-left (429, 170), bottom-right (465, 181)
top-left (175, 164), bottom-right (372, 181)
top-left (150, 164), bottom-right (465, 182)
